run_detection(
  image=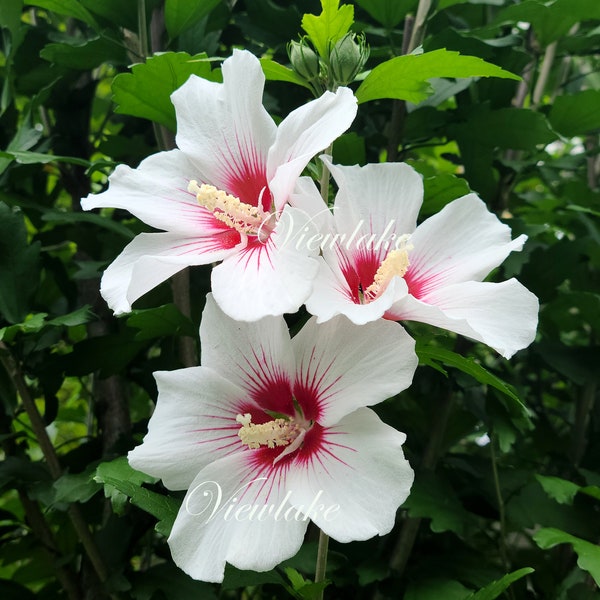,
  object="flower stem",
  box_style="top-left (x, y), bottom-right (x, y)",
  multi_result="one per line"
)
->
top-left (319, 144), bottom-right (333, 203)
top-left (314, 528), bottom-right (330, 598)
